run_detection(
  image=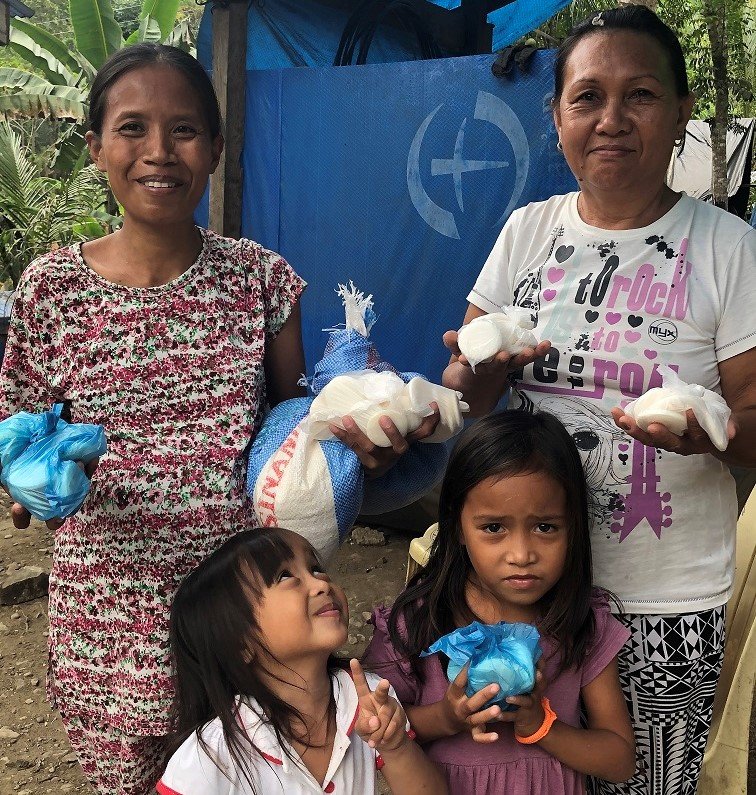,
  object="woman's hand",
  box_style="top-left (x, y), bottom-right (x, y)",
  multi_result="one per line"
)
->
top-left (439, 664), bottom-right (503, 744)
top-left (499, 659), bottom-right (548, 738)
top-left (441, 305), bottom-right (552, 417)
top-left (8, 458), bottom-right (100, 532)
top-left (329, 403), bottom-right (440, 479)
top-left (443, 329), bottom-right (552, 379)
top-left (610, 408), bottom-right (737, 457)
top-left (351, 659), bottom-right (409, 752)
